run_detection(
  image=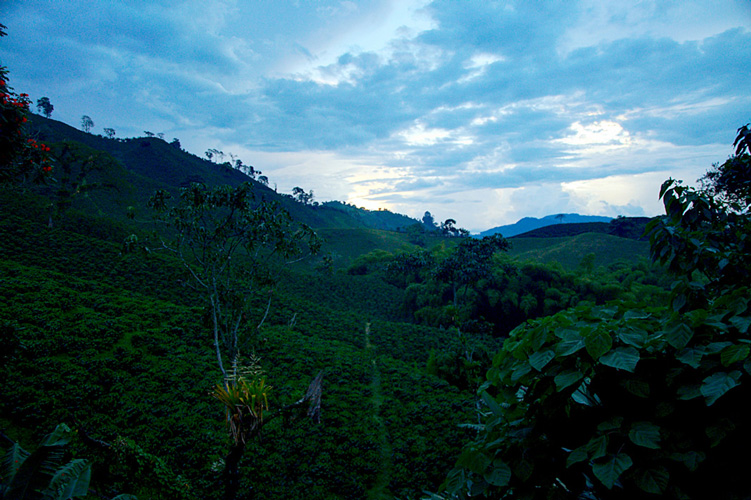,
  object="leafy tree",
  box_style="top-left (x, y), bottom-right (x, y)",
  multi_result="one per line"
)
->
top-left (292, 186), bottom-right (314, 205)
top-left (146, 182), bottom-right (322, 499)
top-left (80, 115), bottom-right (94, 133)
top-left (170, 138), bottom-right (181, 149)
top-left (434, 234), bottom-right (510, 307)
top-left (103, 127), bottom-right (116, 139)
top-left (441, 218), bottom-right (456, 236)
top-left (148, 182), bottom-right (320, 380)
top-left (36, 96), bottom-right (53, 118)
top-left (423, 211), bottom-right (438, 231)
top-left (700, 124), bottom-right (751, 209)
top-left (438, 131), bottom-right (751, 500)
top-left (405, 222), bottom-right (427, 246)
